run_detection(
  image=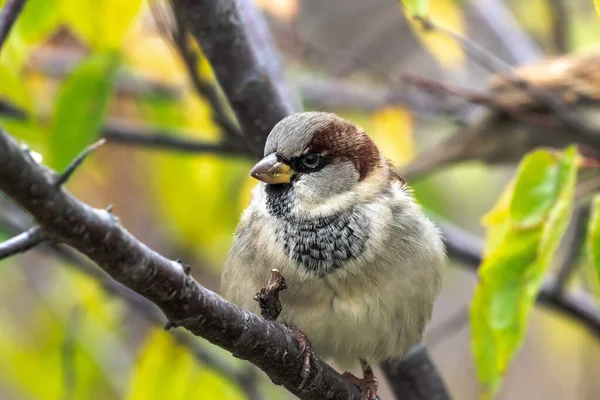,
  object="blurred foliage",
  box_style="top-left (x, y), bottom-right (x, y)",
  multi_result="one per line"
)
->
top-left (125, 330), bottom-right (243, 400)
top-left (0, 264), bottom-right (128, 399)
top-left (471, 147), bottom-right (581, 397)
top-left (49, 51), bottom-right (118, 170)
top-left (59, 0), bottom-right (143, 51)
top-left (401, 0), bottom-right (465, 66)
